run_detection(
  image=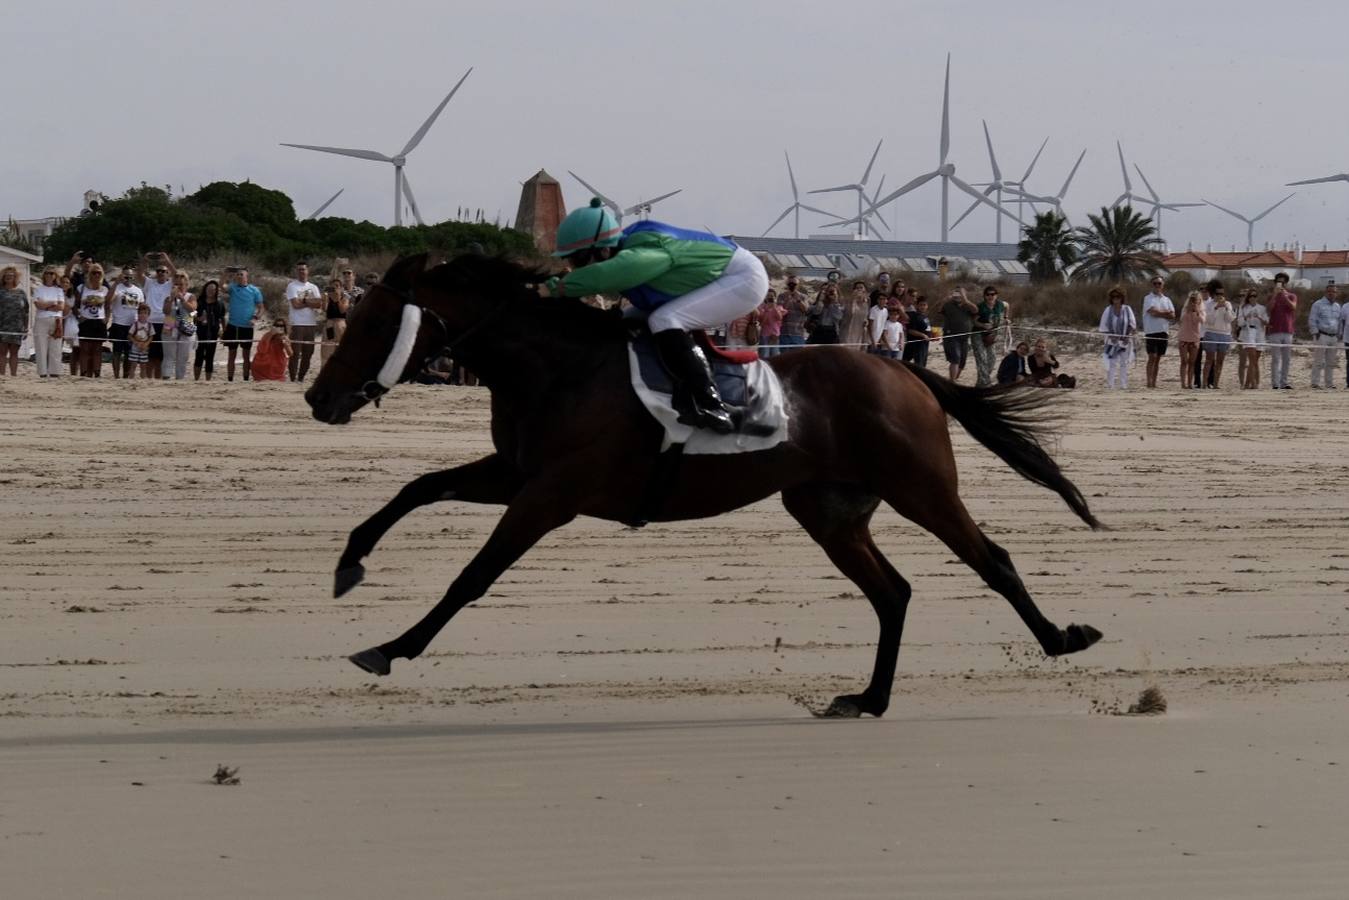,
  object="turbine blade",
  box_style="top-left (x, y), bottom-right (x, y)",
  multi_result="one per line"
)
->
top-left (761, 206), bottom-right (794, 237)
top-left (982, 120), bottom-right (1002, 182)
top-left (785, 151), bottom-right (799, 200)
top-left (939, 54), bottom-right (951, 165)
top-left (567, 171), bottom-right (621, 216)
top-left (950, 194), bottom-right (984, 230)
top-left (1253, 192), bottom-right (1297, 220)
top-left (280, 143), bottom-right (391, 162)
top-left (622, 189), bottom-right (681, 217)
top-left (798, 203), bottom-right (840, 218)
top-left (860, 139), bottom-right (883, 186)
top-left (400, 67), bottom-right (472, 157)
top-left (1203, 200), bottom-right (1251, 223)
top-left (1057, 149), bottom-right (1087, 199)
top-left (868, 169), bottom-right (941, 211)
top-left (951, 176), bottom-right (1024, 224)
top-left (401, 172), bottom-right (424, 226)
top-left (1133, 164), bottom-right (1162, 203)
top-left (1112, 193), bottom-right (1130, 208)
top-left (869, 174), bottom-right (886, 204)
top-left (807, 184), bottom-right (861, 195)
top-left (865, 219), bottom-right (885, 240)
top-left (1020, 136), bottom-right (1049, 182)
top-left (1116, 141), bottom-right (1131, 191)
top-left (306, 188), bottom-right (344, 220)
top-left (1286, 174), bottom-right (1349, 186)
